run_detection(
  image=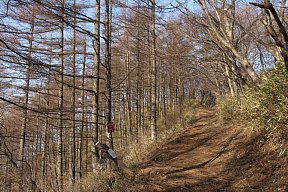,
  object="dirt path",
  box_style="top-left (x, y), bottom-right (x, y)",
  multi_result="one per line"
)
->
top-left (131, 108), bottom-right (288, 192)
